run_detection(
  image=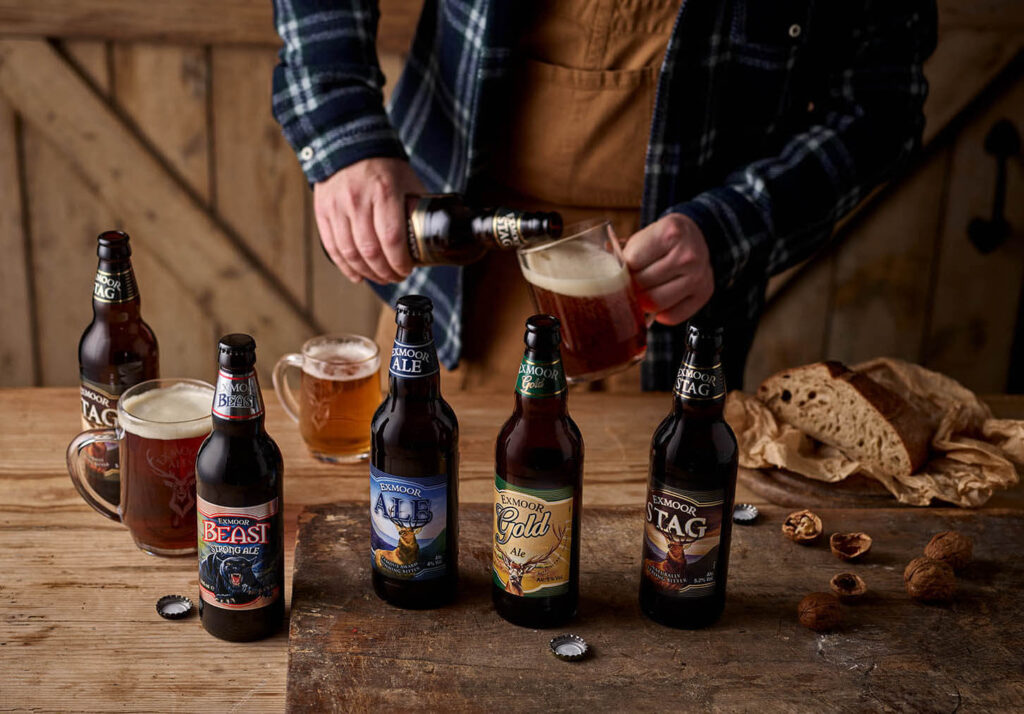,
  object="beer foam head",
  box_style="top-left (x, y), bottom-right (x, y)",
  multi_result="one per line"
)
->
top-left (521, 238), bottom-right (630, 297)
top-left (303, 341), bottom-right (380, 381)
top-left (121, 382), bottom-right (213, 440)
